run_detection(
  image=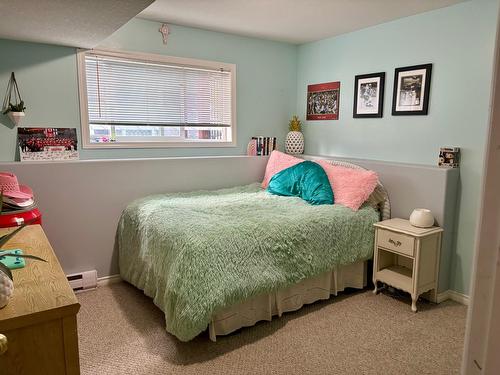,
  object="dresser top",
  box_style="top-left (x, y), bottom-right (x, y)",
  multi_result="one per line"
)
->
top-left (0, 225), bottom-right (79, 330)
top-left (374, 218), bottom-right (443, 237)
